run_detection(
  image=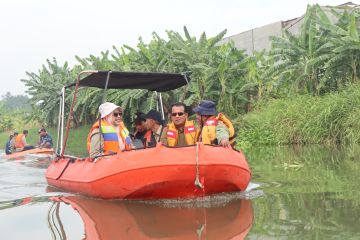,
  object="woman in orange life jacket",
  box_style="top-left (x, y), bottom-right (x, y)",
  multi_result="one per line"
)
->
top-left (193, 100), bottom-right (236, 148)
top-left (143, 110), bottom-right (167, 148)
top-left (87, 102), bottom-right (133, 158)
